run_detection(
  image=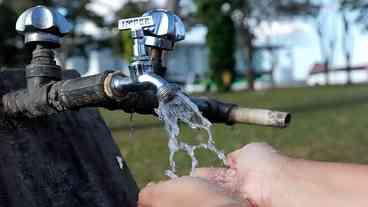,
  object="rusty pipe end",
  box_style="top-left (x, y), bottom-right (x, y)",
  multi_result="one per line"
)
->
top-left (269, 110), bottom-right (291, 128)
top-left (228, 107), bottom-right (291, 128)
